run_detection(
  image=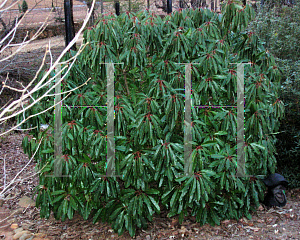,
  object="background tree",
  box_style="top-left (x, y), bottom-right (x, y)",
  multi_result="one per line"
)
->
top-left (64, 0), bottom-right (76, 49)
top-left (250, 0), bottom-right (300, 187)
